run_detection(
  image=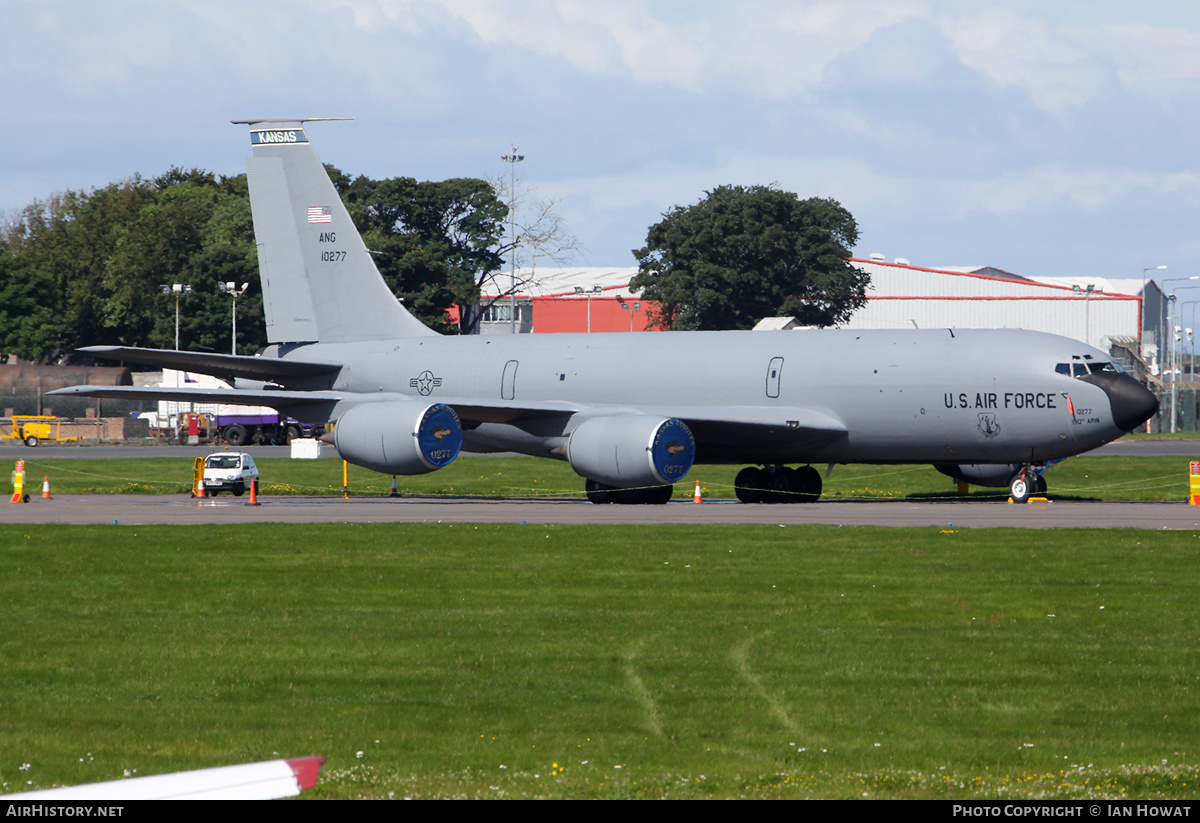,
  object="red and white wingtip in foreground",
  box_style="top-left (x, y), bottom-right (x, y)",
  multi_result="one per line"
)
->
top-left (6, 756), bottom-right (324, 800)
